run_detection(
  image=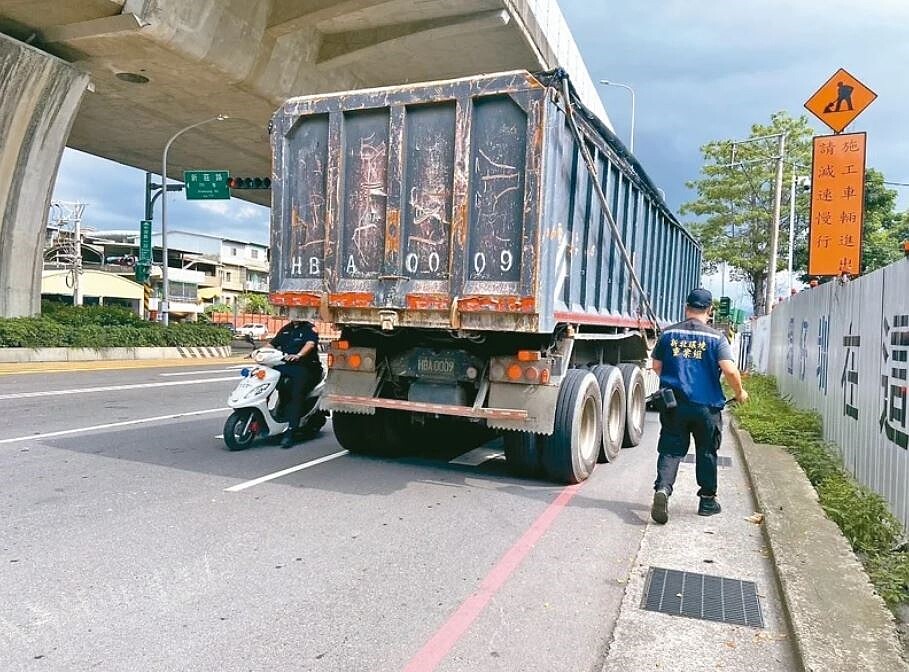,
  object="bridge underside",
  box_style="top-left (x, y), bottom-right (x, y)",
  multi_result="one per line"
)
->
top-left (0, 0), bottom-right (604, 316)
